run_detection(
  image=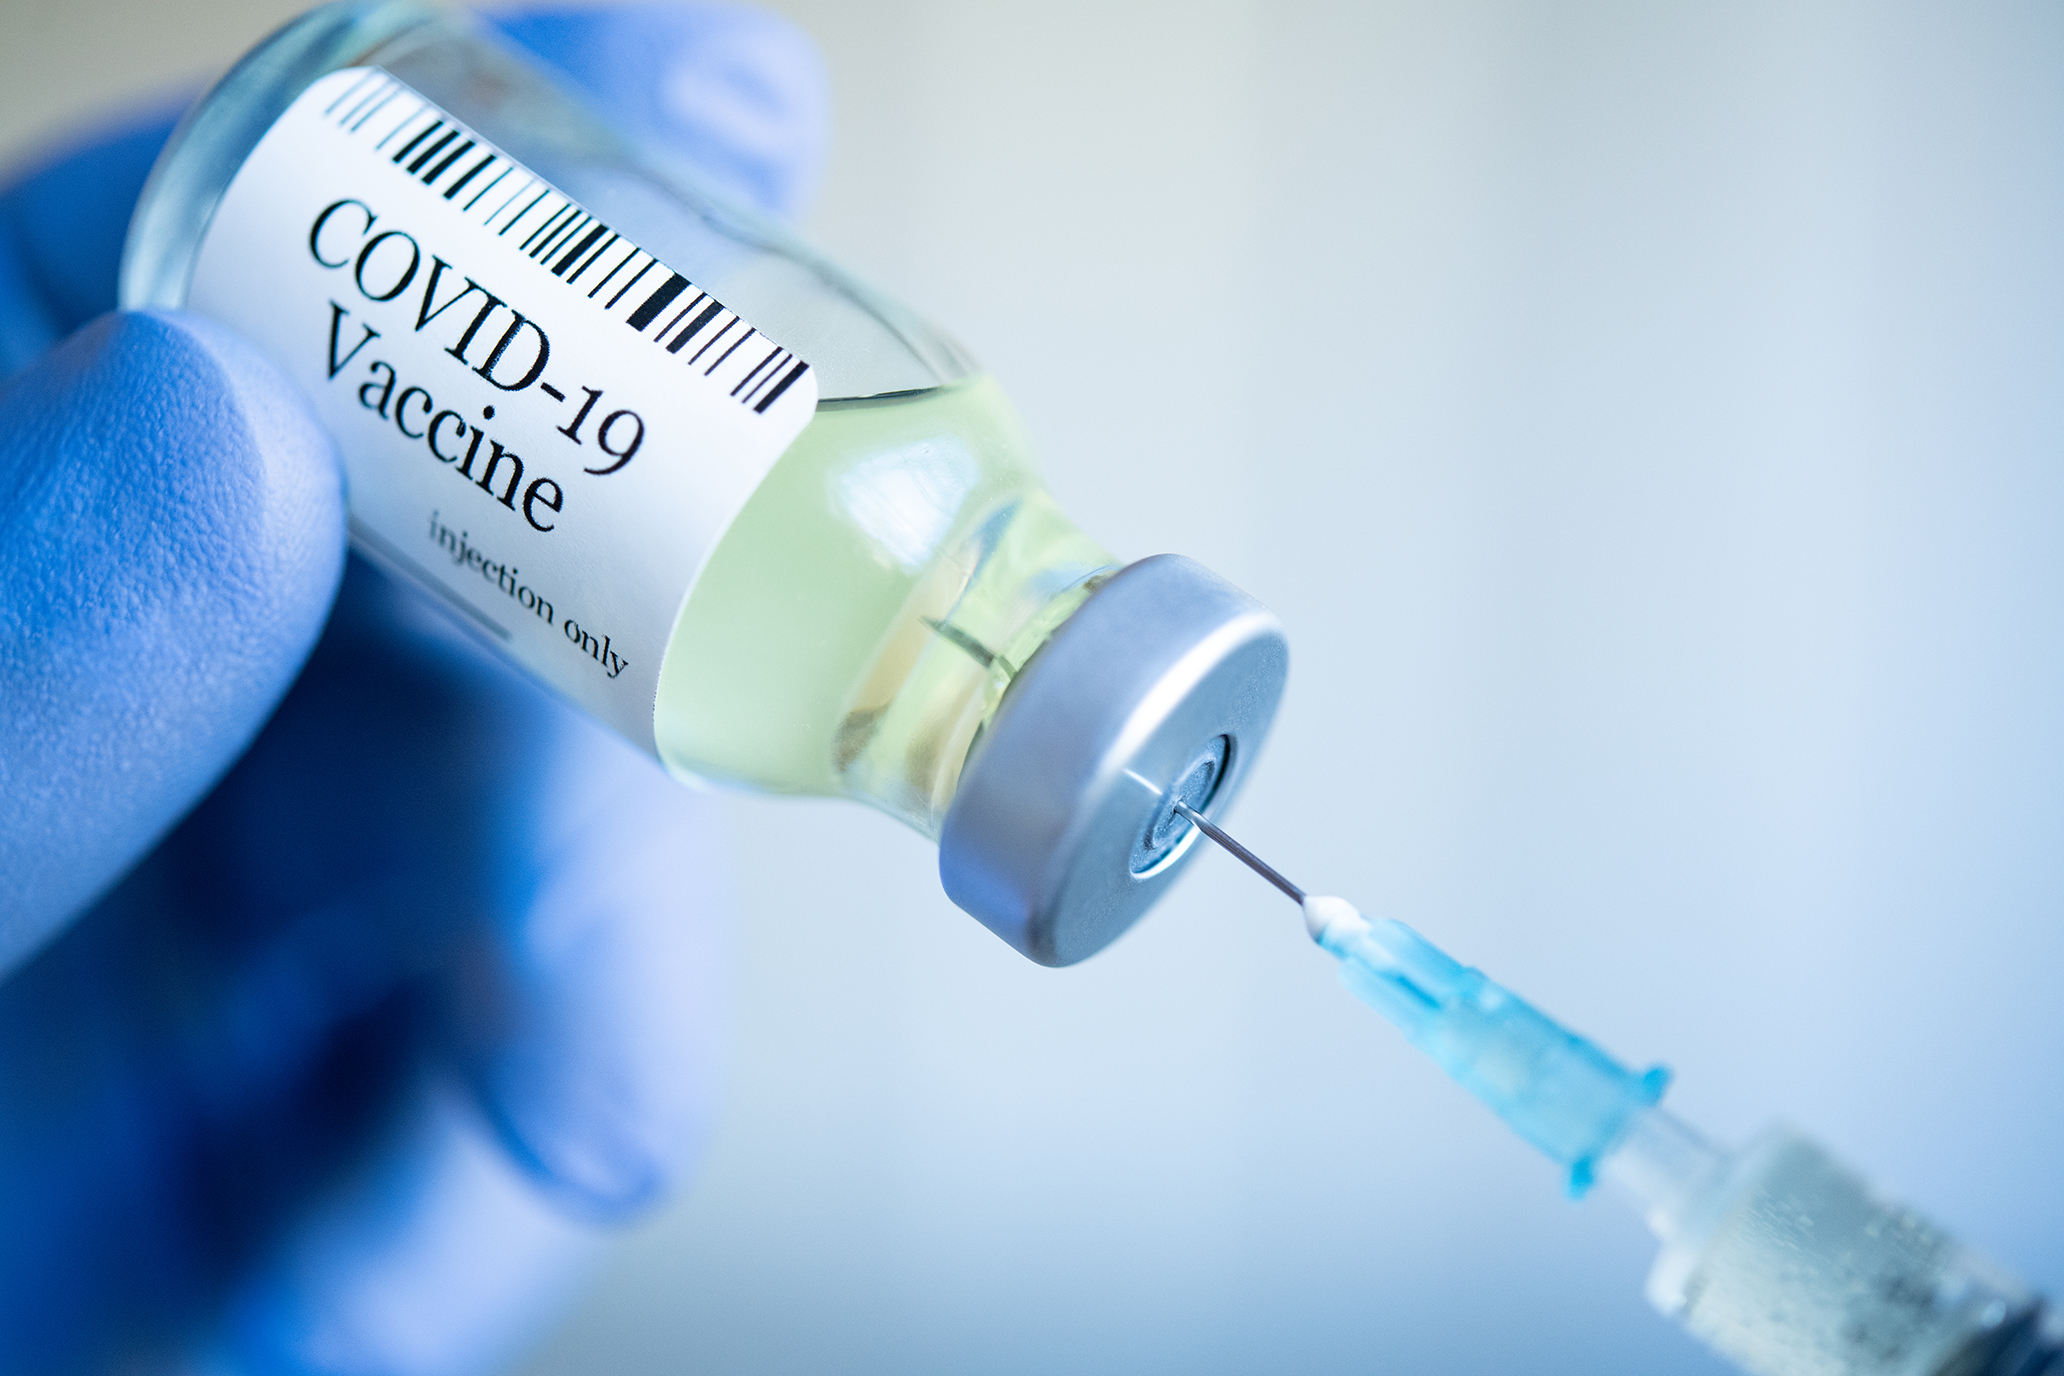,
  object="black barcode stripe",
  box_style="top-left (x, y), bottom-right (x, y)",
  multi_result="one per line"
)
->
top-left (554, 225), bottom-right (610, 277)
top-left (626, 274), bottom-right (690, 330)
top-left (754, 362), bottom-right (809, 413)
top-left (421, 138), bottom-right (475, 185)
top-left (537, 211), bottom-right (587, 259)
top-left (586, 245), bottom-right (638, 298)
top-left (524, 207), bottom-right (575, 256)
top-left (732, 346), bottom-right (783, 398)
top-left (373, 104), bottom-right (427, 150)
top-left (325, 70), bottom-right (380, 117)
top-left (461, 167), bottom-right (512, 211)
top-left (564, 232), bottom-right (618, 284)
top-left (349, 88), bottom-right (402, 132)
top-left (740, 353), bottom-right (793, 405)
top-left (390, 120), bottom-right (443, 165)
top-left (513, 197), bottom-right (563, 244)
top-left (336, 71), bottom-right (806, 414)
top-left (738, 352), bottom-right (788, 404)
top-left (665, 299), bottom-right (723, 352)
top-left (684, 316), bottom-right (737, 365)
top-left (483, 179), bottom-right (538, 227)
top-left (589, 249), bottom-right (641, 300)
top-left (443, 152), bottom-right (496, 200)
top-left (515, 202), bottom-right (571, 251)
top-left (406, 127), bottom-right (461, 174)
top-left (704, 327), bottom-right (755, 376)
top-left (496, 186), bottom-right (551, 235)
top-left (531, 211), bottom-right (589, 262)
top-left (655, 293), bottom-right (709, 343)
top-left (470, 171), bottom-right (520, 216)
top-left (603, 259), bottom-right (655, 308)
